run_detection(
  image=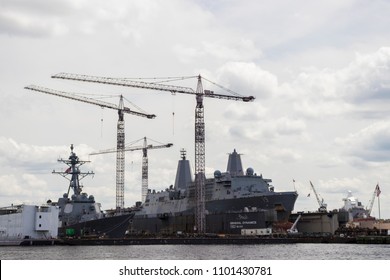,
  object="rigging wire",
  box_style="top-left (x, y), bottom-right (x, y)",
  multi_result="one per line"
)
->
top-left (118, 75), bottom-right (197, 83)
top-left (122, 95), bottom-right (151, 115)
top-left (124, 136), bottom-right (169, 147)
top-left (172, 92), bottom-right (176, 136)
top-left (201, 76), bottom-right (243, 97)
top-left (124, 137), bottom-right (145, 147)
top-left (100, 108), bottom-right (104, 138)
top-left (147, 76), bottom-right (198, 85)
